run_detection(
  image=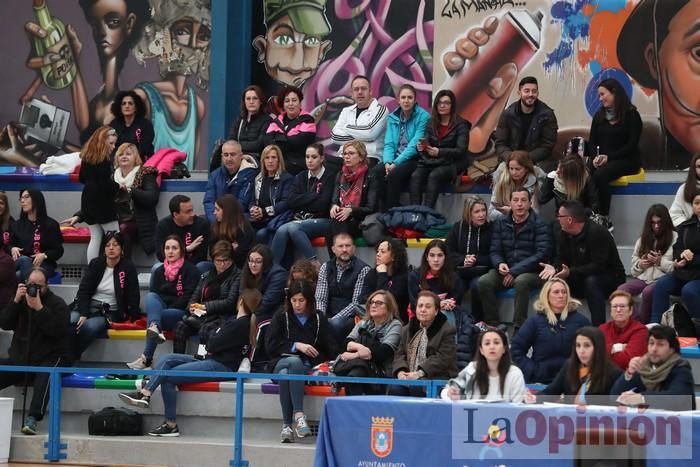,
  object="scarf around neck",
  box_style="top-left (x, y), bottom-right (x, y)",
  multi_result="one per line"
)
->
top-left (114, 165), bottom-right (140, 188)
top-left (339, 163), bottom-right (368, 208)
top-left (638, 352), bottom-right (681, 391)
top-left (163, 257), bottom-right (185, 282)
